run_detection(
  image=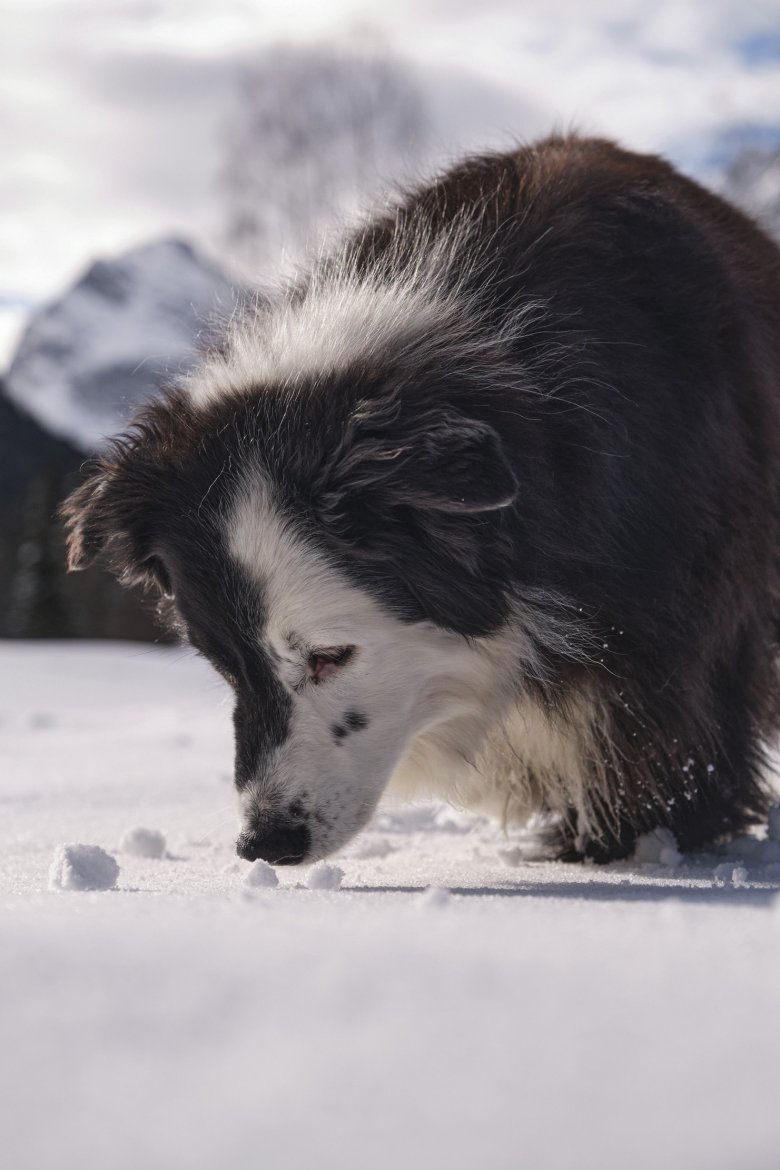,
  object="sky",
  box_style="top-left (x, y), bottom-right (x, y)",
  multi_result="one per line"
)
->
top-left (2, 0), bottom-right (780, 361)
